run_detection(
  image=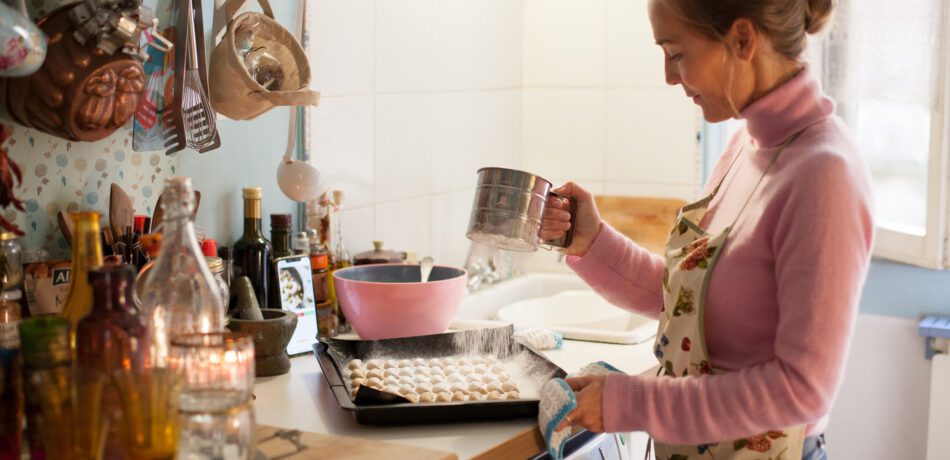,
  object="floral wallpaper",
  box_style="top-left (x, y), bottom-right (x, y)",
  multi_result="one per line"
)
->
top-left (1, 0), bottom-right (177, 259)
top-left (6, 127), bottom-right (176, 259)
